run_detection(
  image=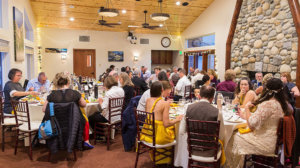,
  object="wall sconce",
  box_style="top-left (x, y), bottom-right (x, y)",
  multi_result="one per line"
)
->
top-left (61, 53), bottom-right (67, 60)
top-left (134, 55), bottom-right (138, 61)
